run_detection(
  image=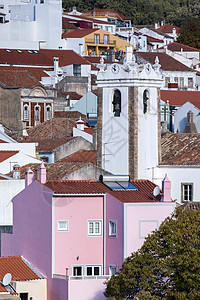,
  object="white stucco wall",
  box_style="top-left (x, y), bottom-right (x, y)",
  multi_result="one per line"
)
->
top-left (0, 179), bottom-right (25, 225)
top-left (174, 102), bottom-right (200, 133)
